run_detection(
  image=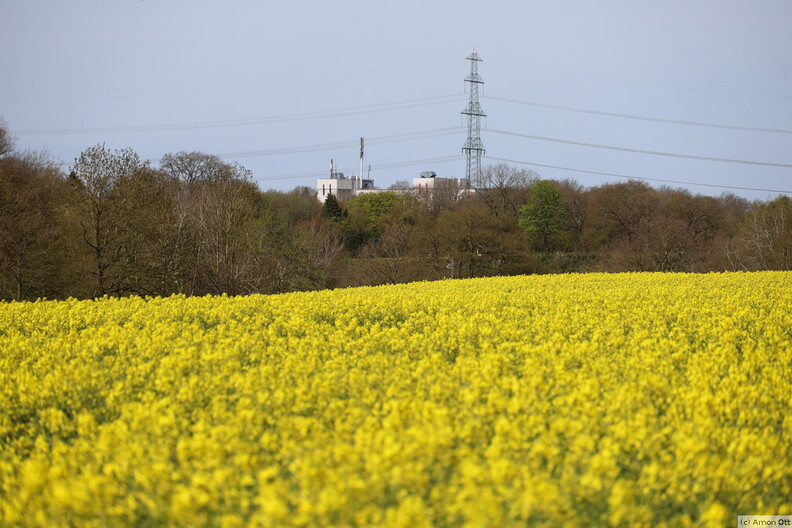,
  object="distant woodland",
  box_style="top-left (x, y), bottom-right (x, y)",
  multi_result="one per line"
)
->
top-left (1, 121), bottom-right (790, 301)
